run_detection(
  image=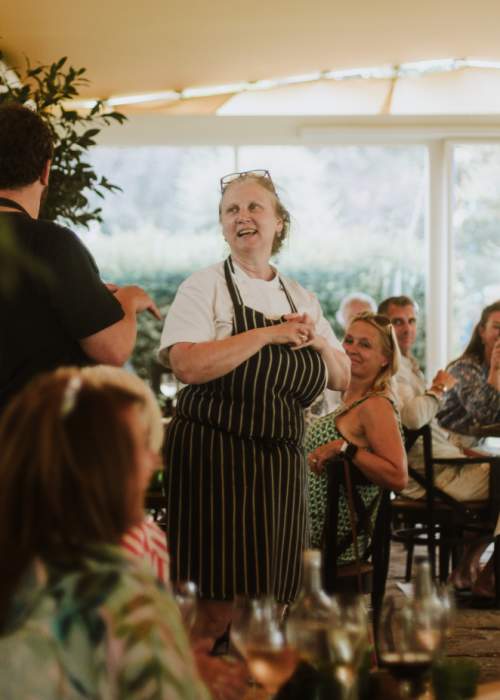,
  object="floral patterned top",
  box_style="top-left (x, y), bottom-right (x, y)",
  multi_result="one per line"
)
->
top-left (437, 357), bottom-right (500, 437)
top-left (0, 544), bottom-right (209, 700)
